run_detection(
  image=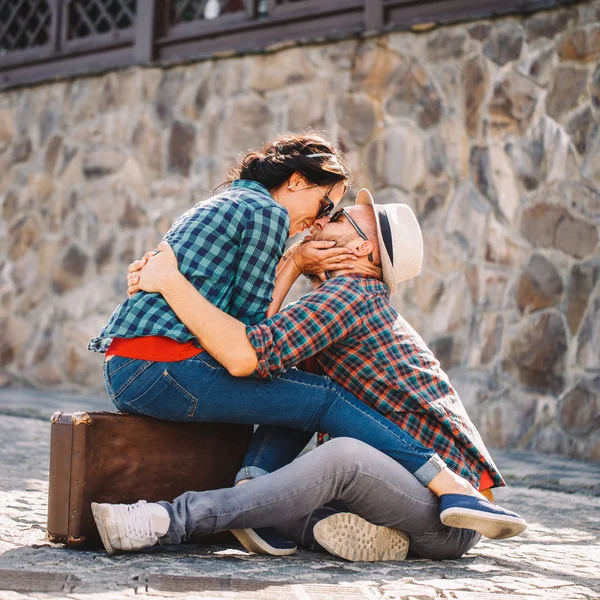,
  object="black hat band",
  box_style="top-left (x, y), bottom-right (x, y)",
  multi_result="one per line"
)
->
top-left (376, 207), bottom-right (394, 265)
